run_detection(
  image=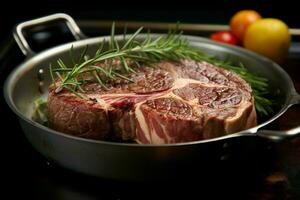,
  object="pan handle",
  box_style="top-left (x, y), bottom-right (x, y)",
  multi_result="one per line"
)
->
top-left (289, 91), bottom-right (300, 105)
top-left (255, 91), bottom-right (300, 142)
top-left (256, 126), bottom-right (300, 142)
top-left (13, 13), bottom-right (86, 57)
